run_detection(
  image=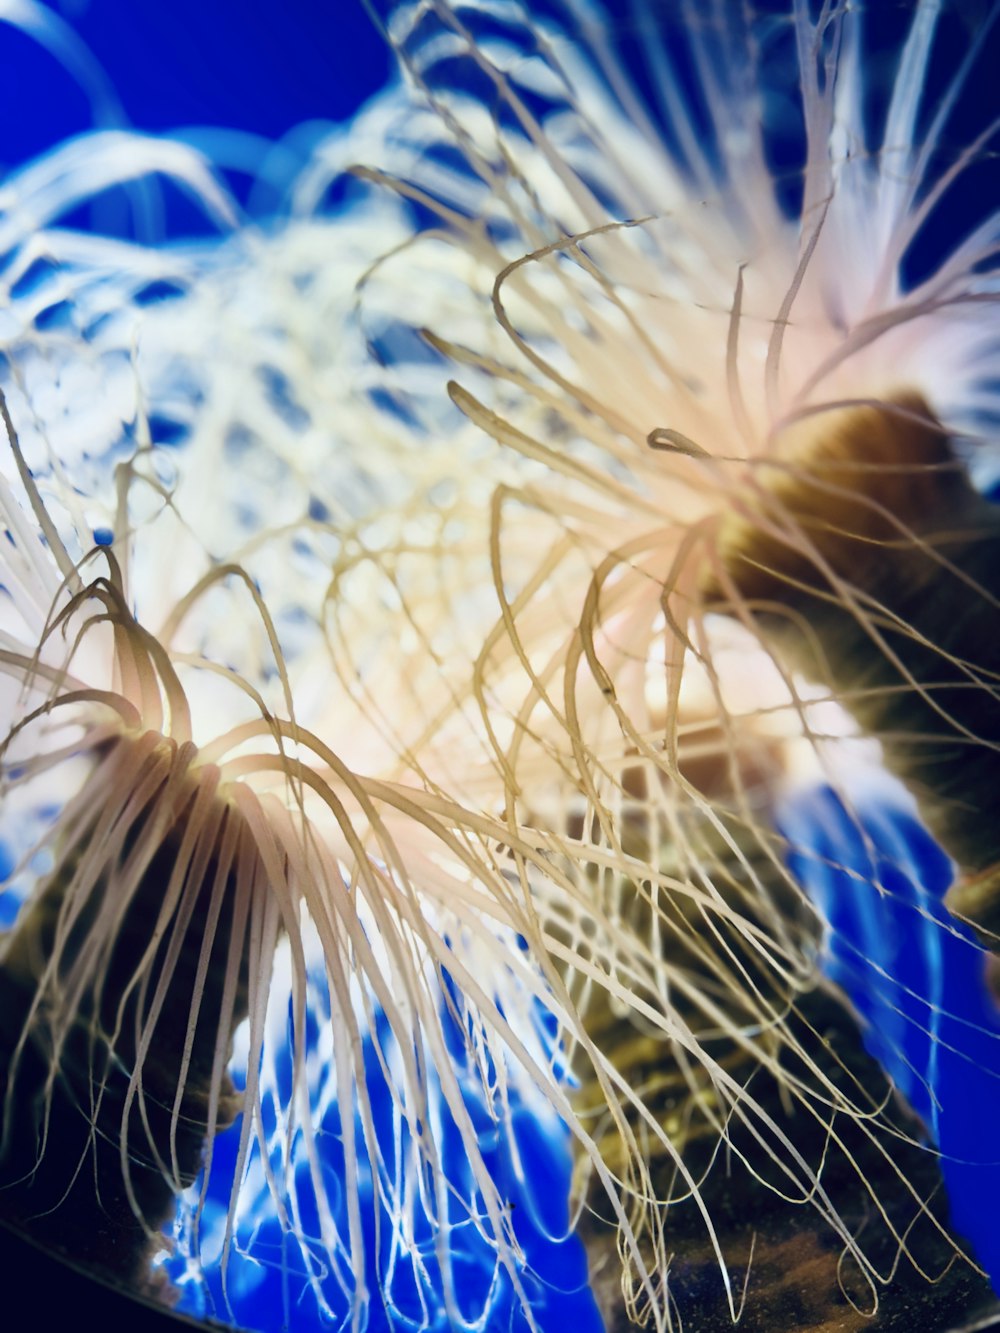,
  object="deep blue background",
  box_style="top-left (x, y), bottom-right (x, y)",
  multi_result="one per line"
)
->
top-left (0, 0), bottom-right (392, 237)
top-left (0, 1), bottom-right (389, 172)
